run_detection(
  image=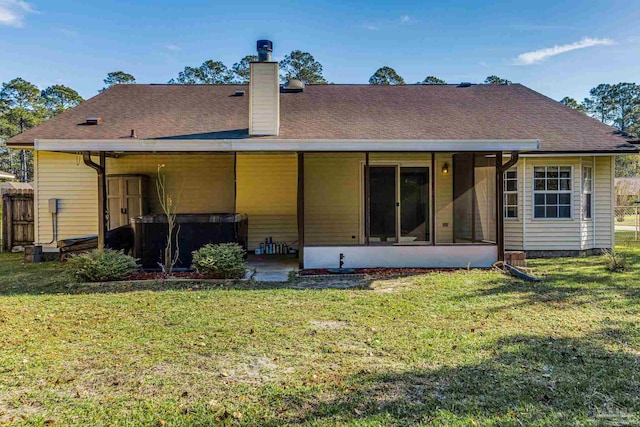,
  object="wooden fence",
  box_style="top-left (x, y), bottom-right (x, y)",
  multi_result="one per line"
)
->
top-left (2, 190), bottom-right (34, 251)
